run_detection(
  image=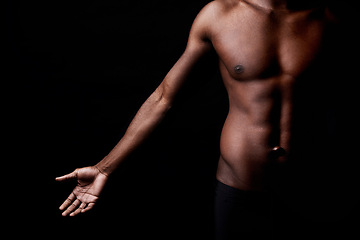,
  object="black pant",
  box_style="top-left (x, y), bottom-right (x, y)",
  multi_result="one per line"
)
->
top-left (214, 180), bottom-right (274, 240)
